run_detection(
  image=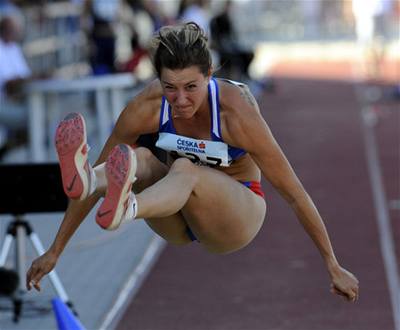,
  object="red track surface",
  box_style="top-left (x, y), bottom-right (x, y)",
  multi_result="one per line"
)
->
top-left (117, 60), bottom-right (399, 330)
